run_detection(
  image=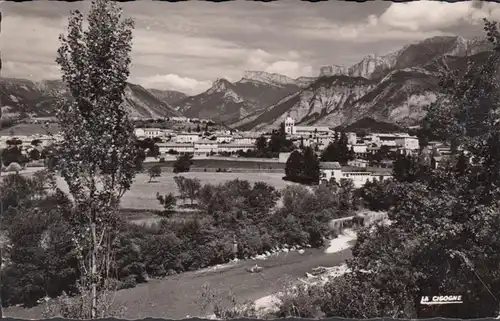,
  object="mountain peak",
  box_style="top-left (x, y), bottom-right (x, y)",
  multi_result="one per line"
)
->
top-left (240, 71), bottom-right (297, 87)
top-left (208, 78), bottom-right (234, 93)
